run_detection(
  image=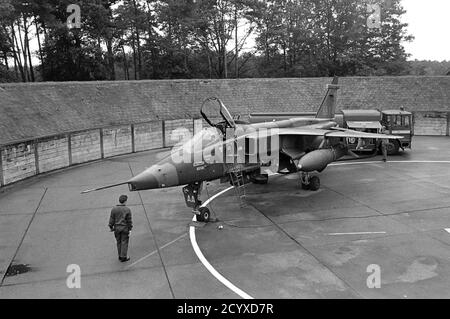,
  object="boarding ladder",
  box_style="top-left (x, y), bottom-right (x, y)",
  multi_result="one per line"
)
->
top-left (228, 164), bottom-right (247, 207)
